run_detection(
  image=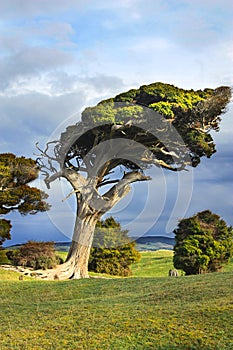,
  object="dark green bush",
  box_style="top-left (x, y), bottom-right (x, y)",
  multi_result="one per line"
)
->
top-left (88, 217), bottom-right (141, 276)
top-left (173, 210), bottom-right (233, 275)
top-left (89, 244), bottom-right (140, 276)
top-left (0, 249), bottom-right (11, 264)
